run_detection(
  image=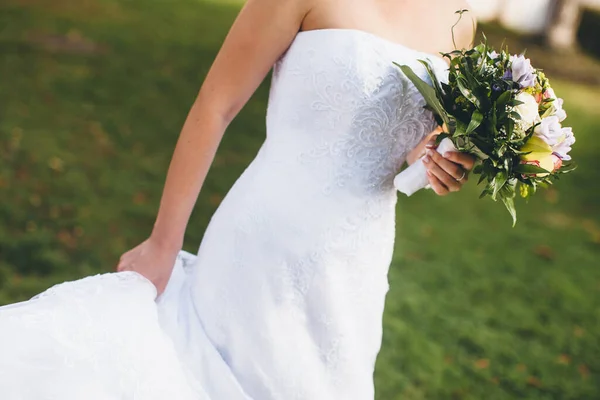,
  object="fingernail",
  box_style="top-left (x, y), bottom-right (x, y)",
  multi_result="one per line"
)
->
top-left (444, 152), bottom-right (451, 158)
top-left (426, 170), bottom-right (432, 176)
top-left (426, 150), bottom-right (434, 157)
top-left (425, 142), bottom-right (435, 148)
top-left (423, 156), bottom-right (430, 163)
